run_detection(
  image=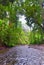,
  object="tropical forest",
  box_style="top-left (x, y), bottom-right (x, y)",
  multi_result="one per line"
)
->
top-left (0, 0), bottom-right (44, 65)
